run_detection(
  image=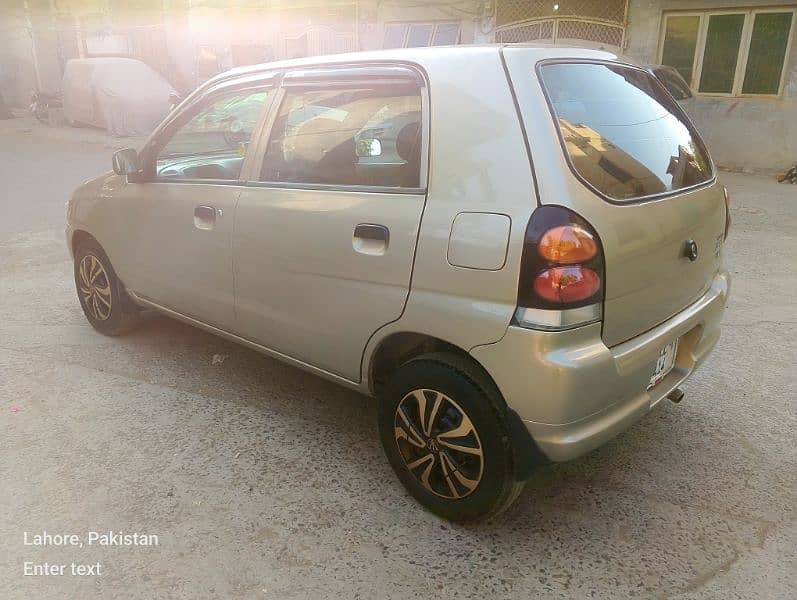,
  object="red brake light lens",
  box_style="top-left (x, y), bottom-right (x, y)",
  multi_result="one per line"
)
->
top-left (533, 267), bottom-right (601, 304)
top-left (538, 225), bottom-right (598, 264)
